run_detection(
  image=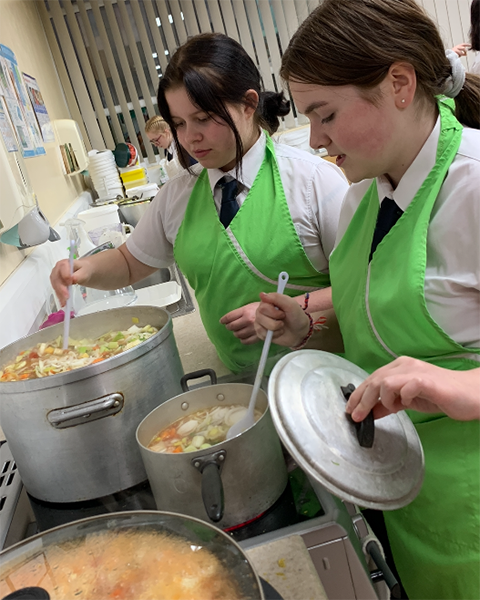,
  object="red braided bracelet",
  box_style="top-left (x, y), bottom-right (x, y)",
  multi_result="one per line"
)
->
top-left (290, 311), bottom-right (314, 350)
